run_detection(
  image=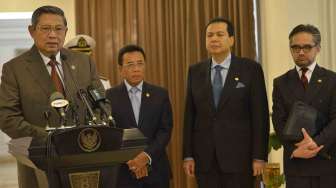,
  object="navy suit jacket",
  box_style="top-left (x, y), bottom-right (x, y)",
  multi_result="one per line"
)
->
top-left (106, 82), bottom-right (172, 185)
top-left (183, 55), bottom-right (269, 173)
top-left (272, 65), bottom-right (336, 176)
